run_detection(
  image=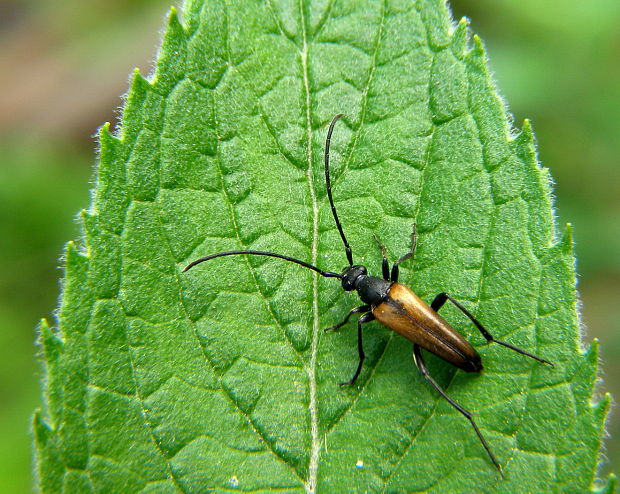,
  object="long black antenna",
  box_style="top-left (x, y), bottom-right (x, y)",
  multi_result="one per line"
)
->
top-left (324, 113), bottom-right (353, 265)
top-left (183, 250), bottom-right (343, 279)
